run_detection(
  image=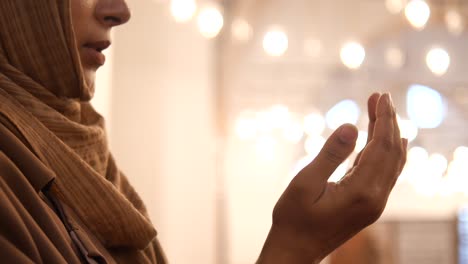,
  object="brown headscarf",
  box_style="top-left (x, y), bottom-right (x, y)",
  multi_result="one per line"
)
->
top-left (0, 0), bottom-right (156, 251)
